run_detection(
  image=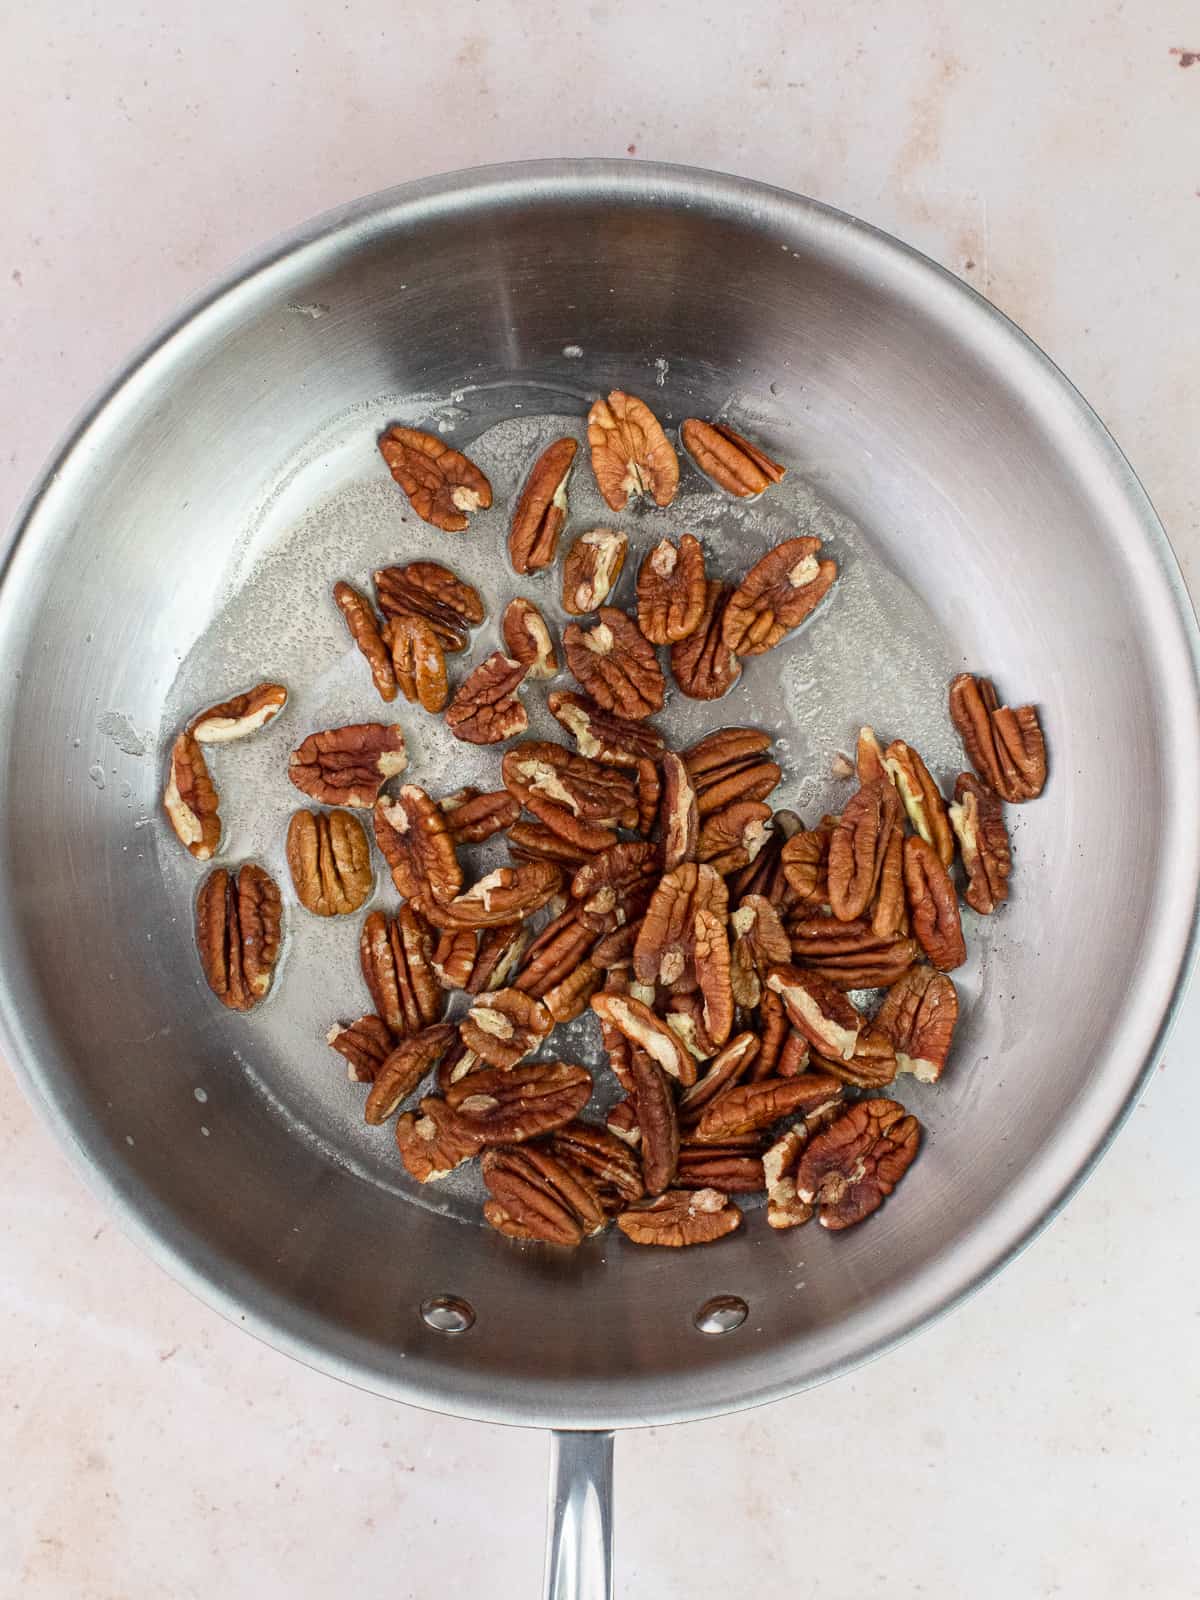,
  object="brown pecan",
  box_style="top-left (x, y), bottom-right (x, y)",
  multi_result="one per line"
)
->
top-left (564, 608), bottom-right (665, 721)
top-left (383, 614), bottom-right (448, 713)
top-left (884, 740), bottom-right (954, 866)
top-left (796, 1098), bottom-right (921, 1229)
top-left (359, 905), bottom-right (442, 1037)
top-left (730, 895), bottom-right (791, 1008)
top-left (634, 861), bottom-right (728, 1001)
top-left (903, 836), bottom-right (966, 970)
top-left (693, 889), bottom-right (734, 1048)
top-left (440, 787), bottom-right (520, 845)
top-left (591, 991), bottom-right (695, 1086)
top-left (678, 1032), bottom-right (760, 1120)
top-left (364, 1022), bottom-right (457, 1124)
top-left (327, 1014), bottom-right (393, 1082)
top-left (591, 920), bottom-right (642, 971)
top-left (871, 826), bottom-right (906, 938)
top-left (503, 741), bottom-right (638, 836)
top-left (682, 727), bottom-right (781, 816)
top-left (691, 1073), bottom-right (843, 1143)
top-left (289, 723), bottom-right (407, 808)
top-left (777, 1029), bottom-right (812, 1077)
top-left (333, 582), bottom-right (396, 702)
top-left (636, 535), bottom-right (707, 644)
top-left (465, 922), bottom-right (530, 996)
top-left (617, 1188), bottom-right (741, 1247)
top-left (787, 916), bottom-right (919, 990)
top-left (508, 436), bottom-right (577, 574)
top-left (512, 904), bottom-right (592, 993)
top-left (723, 537), bottom-right (838, 657)
top-left (676, 1141), bottom-right (765, 1193)
top-left (374, 561), bottom-right (484, 651)
top-left (680, 418), bottom-right (786, 497)
top-left (374, 785), bottom-right (463, 904)
top-left (626, 1047), bottom-right (681, 1194)
top-left (395, 1097), bottom-right (482, 1182)
top-left (507, 820), bottom-right (594, 869)
top-left (481, 1146), bottom-right (606, 1246)
top-left (445, 1060), bottom-right (593, 1144)
top-left (670, 580), bottom-right (742, 700)
top-left (729, 809), bottom-right (803, 906)
top-left (827, 778), bottom-right (902, 921)
top-left (636, 756), bottom-right (661, 836)
top-left (699, 802), bottom-right (773, 877)
top-left (378, 425), bottom-right (492, 531)
top-left (664, 992), bottom-right (721, 1064)
top-left (189, 681), bottom-right (288, 743)
top-left (658, 752), bottom-right (699, 871)
top-left (766, 965), bottom-right (863, 1061)
top-left (856, 726), bottom-right (887, 784)
top-left (502, 598), bottom-right (559, 680)
top-left (587, 390), bottom-right (679, 511)
top-left (195, 863), bottom-right (282, 1012)
top-left (431, 928), bottom-right (477, 990)
top-left (875, 965), bottom-right (959, 1083)
top-left (561, 528), bottom-right (628, 615)
top-left (445, 653), bottom-right (529, 744)
top-left (606, 1098), bottom-right (641, 1148)
top-left (948, 672), bottom-right (1046, 802)
top-left (164, 732), bottom-right (221, 860)
top-left (812, 1025), bottom-right (899, 1090)
top-left (763, 1124), bottom-right (814, 1229)
top-left (950, 773), bottom-right (1012, 914)
top-left (751, 989), bottom-right (789, 1080)
top-left (543, 960), bottom-right (604, 1024)
top-left (551, 1122), bottom-right (645, 1213)
top-left (546, 690), bottom-right (665, 768)
top-left (571, 841), bottom-right (659, 932)
top-left (286, 809), bottom-right (373, 917)
top-left (459, 986), bottom-right (553, 1069)
top-left (781, 827), bottom-right (832, 904)
top-left (423, 861), bottom-right (563, 929)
